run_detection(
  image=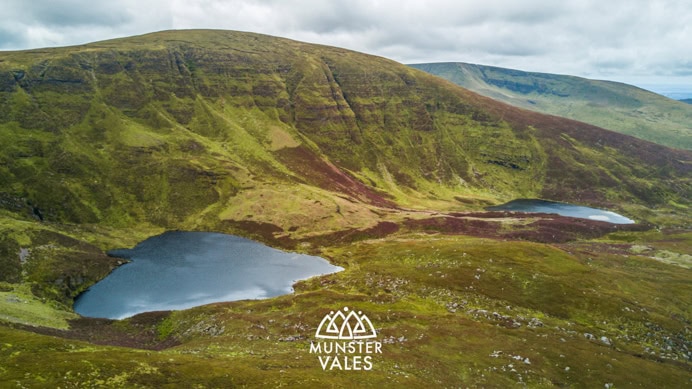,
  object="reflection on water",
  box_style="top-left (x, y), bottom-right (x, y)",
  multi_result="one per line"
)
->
top-left (73, 231), bottom-right (342, 319)
top-left (487, 199), bottom-right (635, 224)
